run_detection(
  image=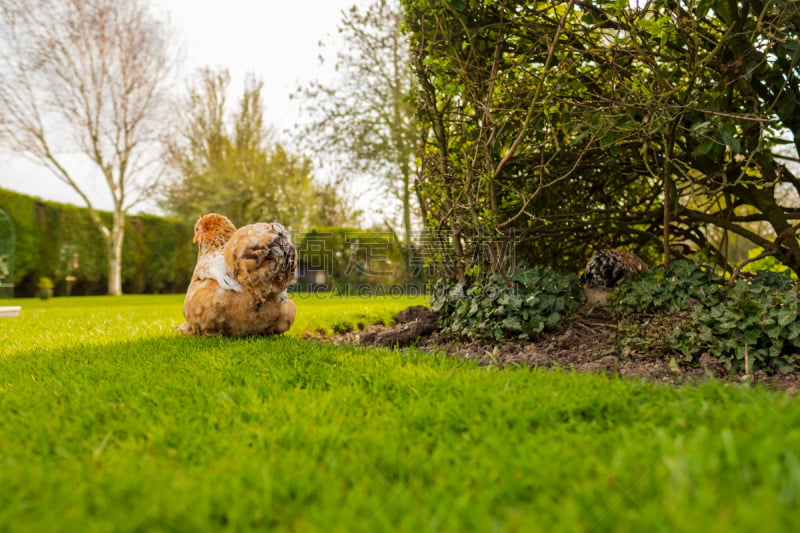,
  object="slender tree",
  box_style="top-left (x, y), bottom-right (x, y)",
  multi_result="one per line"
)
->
top-left (300, 0), bottom-right (418, 258)
top-left (0, 0), bottom-right (175, 295)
